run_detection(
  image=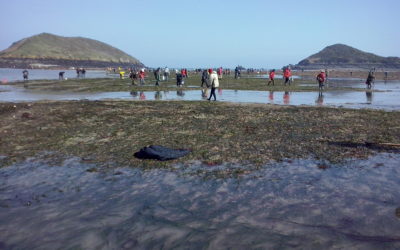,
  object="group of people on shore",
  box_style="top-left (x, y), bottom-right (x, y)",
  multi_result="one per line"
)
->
top-left (267, 67), bottom-right (294, 86)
